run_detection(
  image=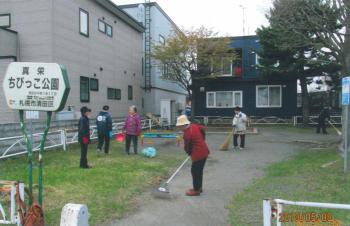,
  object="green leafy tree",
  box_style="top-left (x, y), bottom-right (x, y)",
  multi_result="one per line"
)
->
top-left (258, 0), bottom-right (342, 124)
top-left (152, 26), bottom-right (237, 98)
